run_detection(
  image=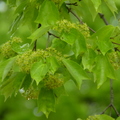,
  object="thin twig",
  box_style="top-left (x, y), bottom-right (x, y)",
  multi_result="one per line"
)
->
top-left (110, 79), bottom-right (114, 104)
top-left (100, 79), bottom-right (120, 116)
top-left (98, 13), bottom-right (109, 25)
top-left (66, 2), bottom-right (78, 6)
top-left (32, 24), bottom-right (41, 51)
top-left (67, 7), bottom-right (83, 24)
top-left (48, 32), bottom-right (60, 38)
top-left (46, 32), bottom-right (51, 48)
top-left (111, 104), bottom-right (120, 116)
top-left (67, 7), bottom-right (96, 33)
top-left (112, 42), bottom-right (120, 46)
top-left (32, 40), bottom-right (37, 51)
top-left (100, 104), bottom-right (111, 114)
